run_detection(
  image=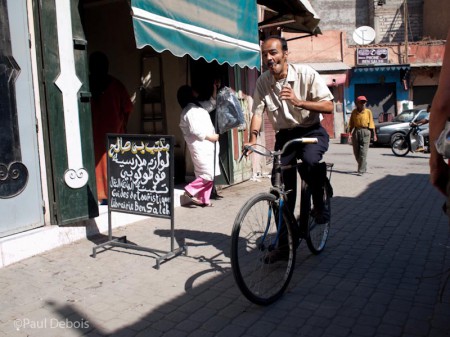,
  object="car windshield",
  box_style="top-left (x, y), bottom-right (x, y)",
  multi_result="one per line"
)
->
top-left (393, 110), bottom-right (417, 123)
top-left (415, 111), bottom-right (430, 121)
